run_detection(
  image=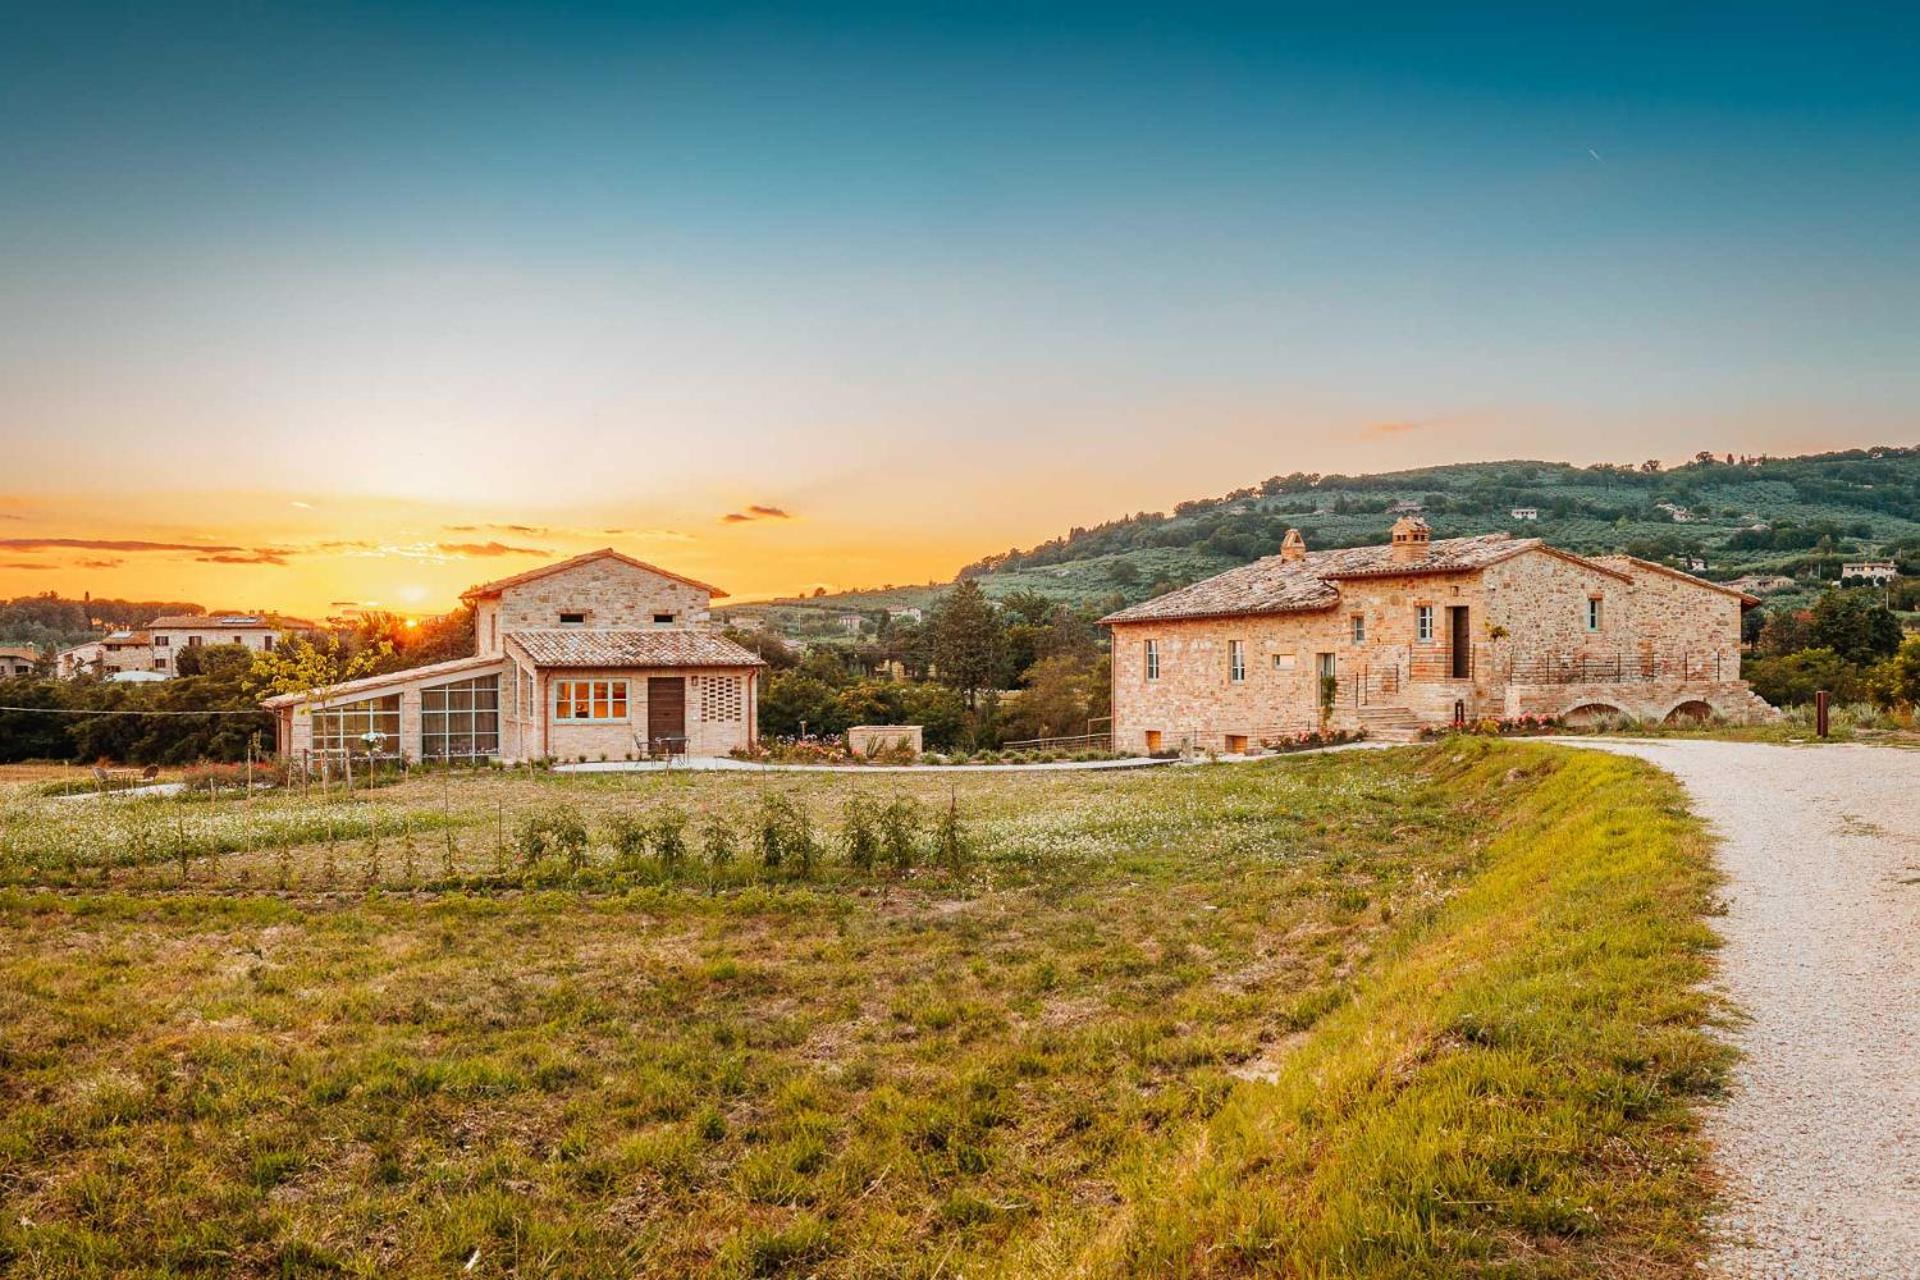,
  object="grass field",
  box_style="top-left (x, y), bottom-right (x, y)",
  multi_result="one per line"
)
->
top-left (0, 743), bottom-right (1730, 1277)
